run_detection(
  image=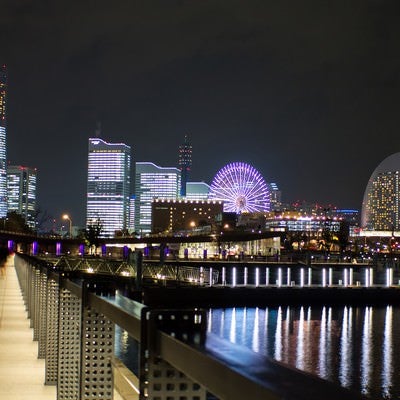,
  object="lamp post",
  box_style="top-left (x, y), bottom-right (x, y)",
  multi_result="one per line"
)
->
top-left (62, 214), bottom-right (72, 238)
